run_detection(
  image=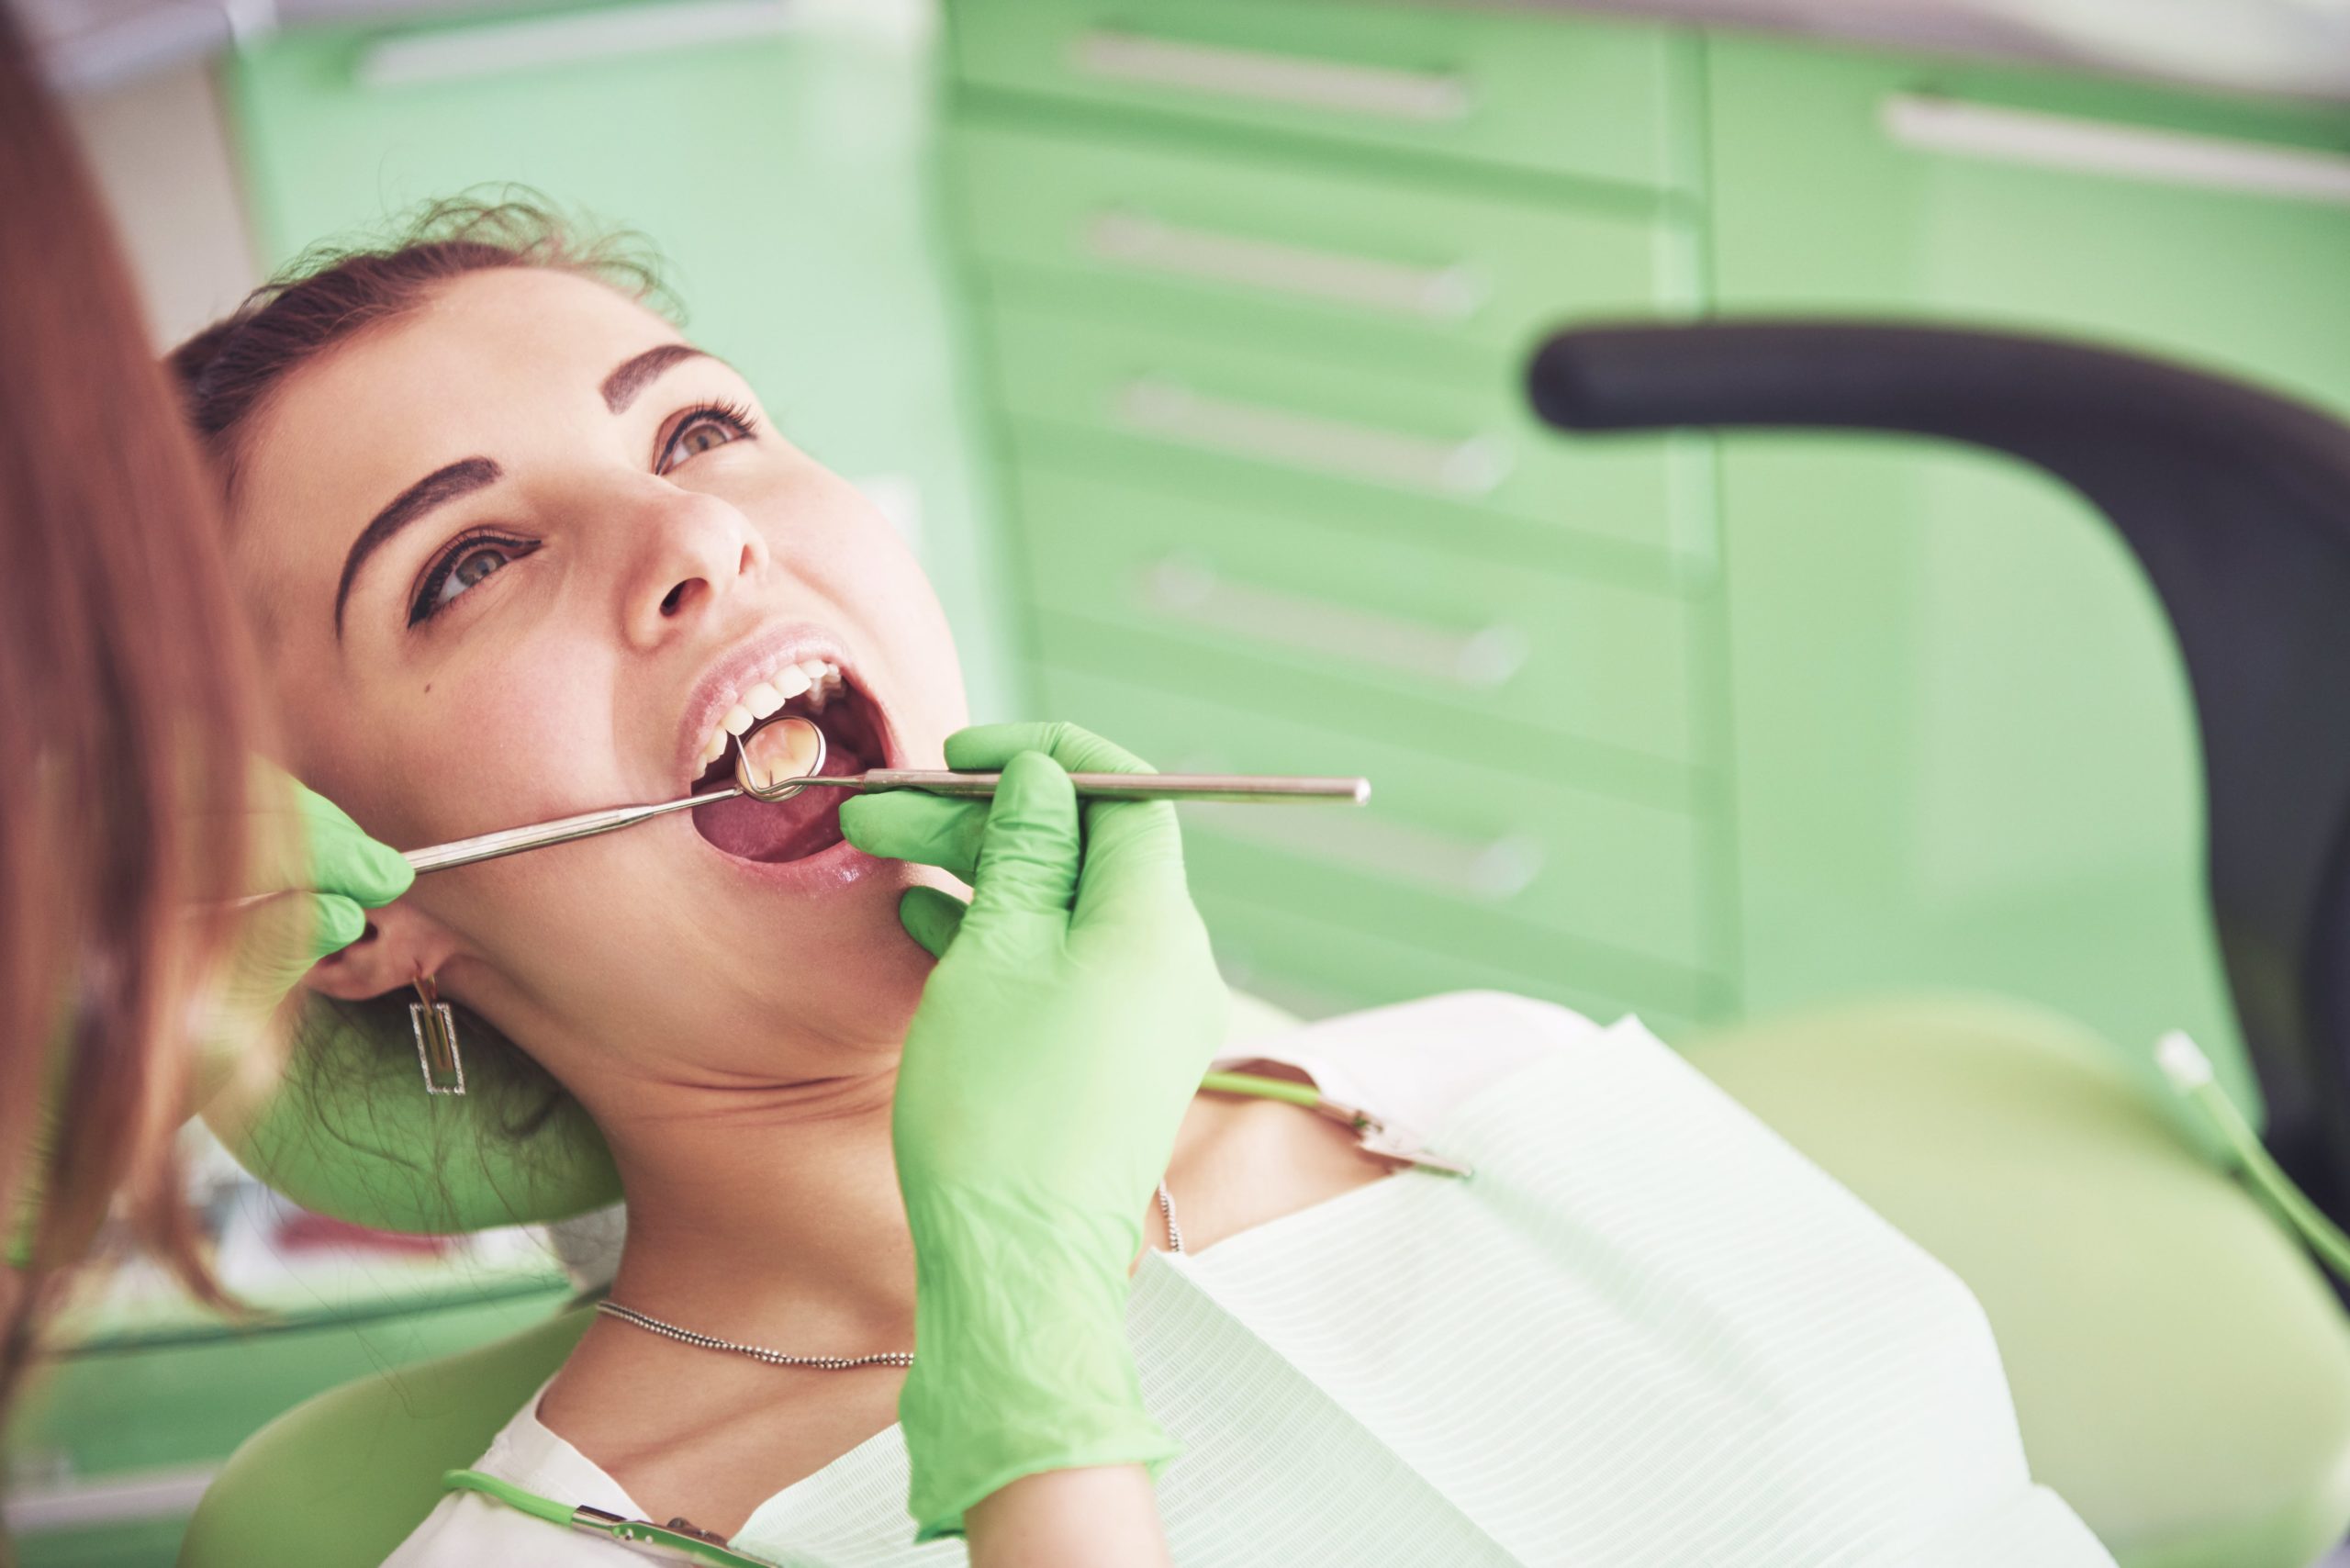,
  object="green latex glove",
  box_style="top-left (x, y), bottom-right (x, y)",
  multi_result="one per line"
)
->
top-left (10, 771), bottom-right (414, 1271)
top-left (203, 770), bottom-right (621, 1234)
top-left (840, 722), bottom-right (1227, 1541)
top-left (197, 771), bottom-right (415, 1102)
